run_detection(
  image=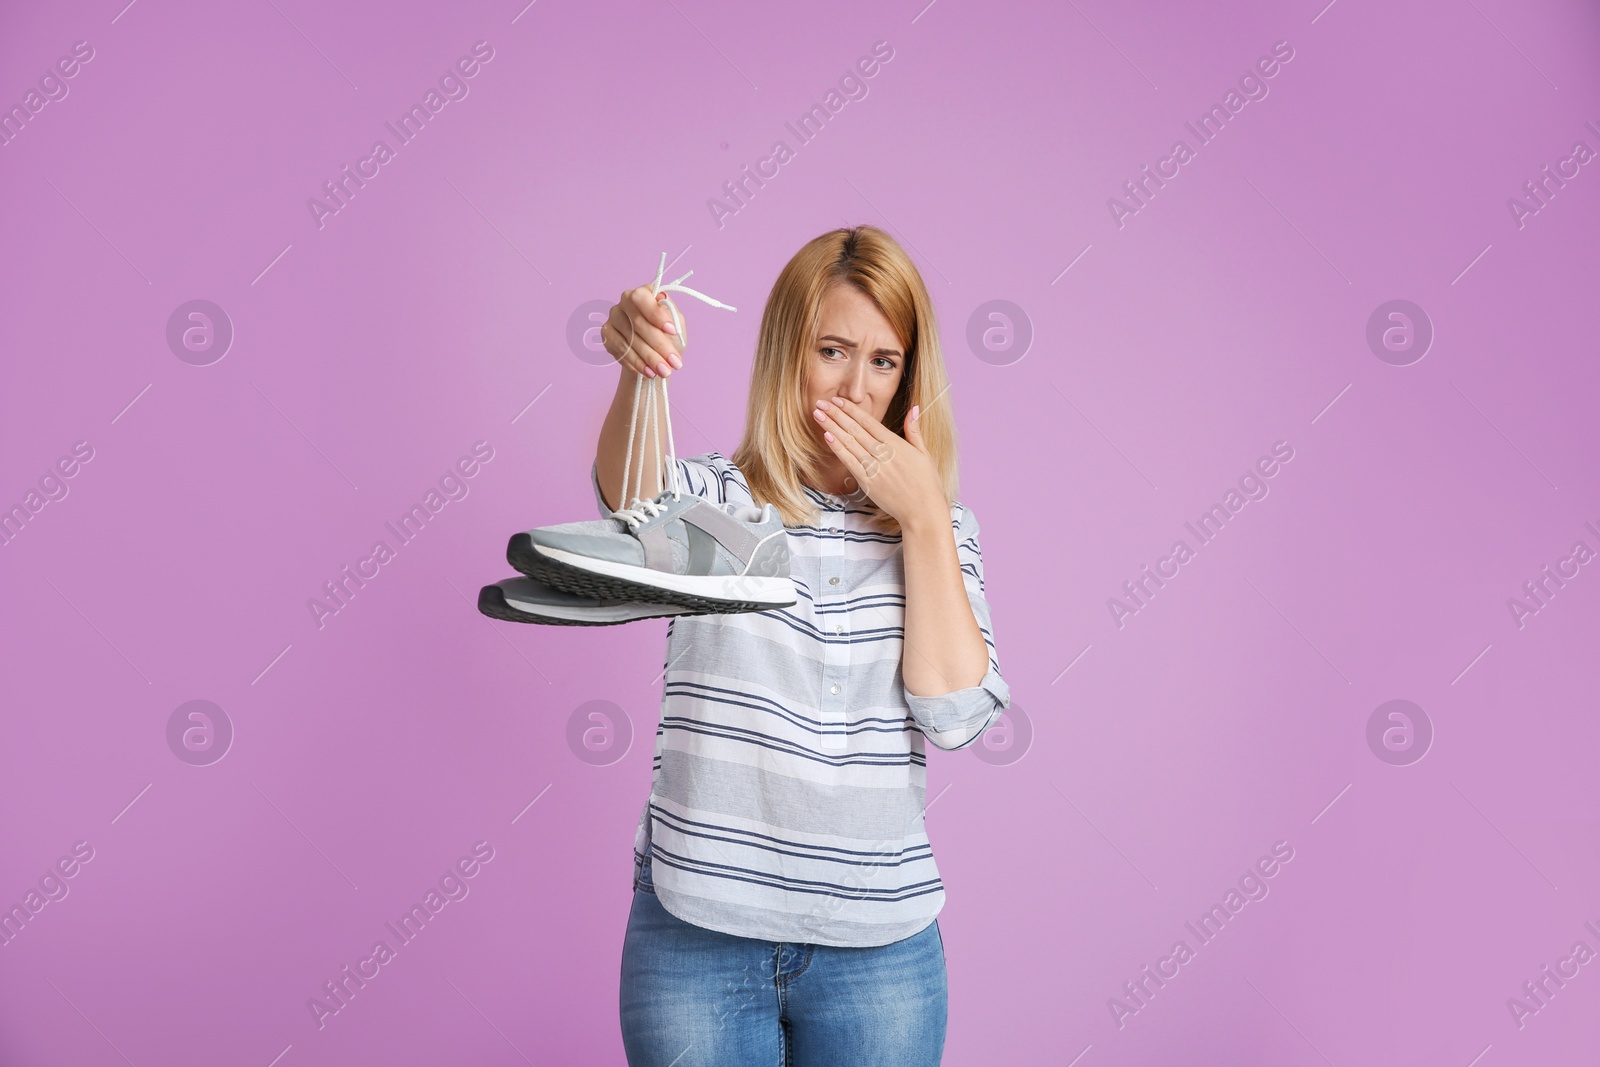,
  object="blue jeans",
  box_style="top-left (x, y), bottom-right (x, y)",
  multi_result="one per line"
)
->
top-left (619, 850), bottom-right (949, 1066)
